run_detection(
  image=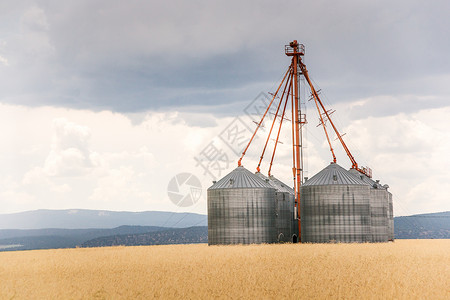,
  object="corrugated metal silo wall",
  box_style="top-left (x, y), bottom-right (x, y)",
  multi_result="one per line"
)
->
top-left (300, 185), bottom-right (372, 243)
top-left (275, 192), bottom-right (295, 242)
top-left (208, 188), bottom-right (277, 245)
top-left (388, 192), bottom-right (394, 240)
top-left (370, 189), bottom-right (390, 242)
